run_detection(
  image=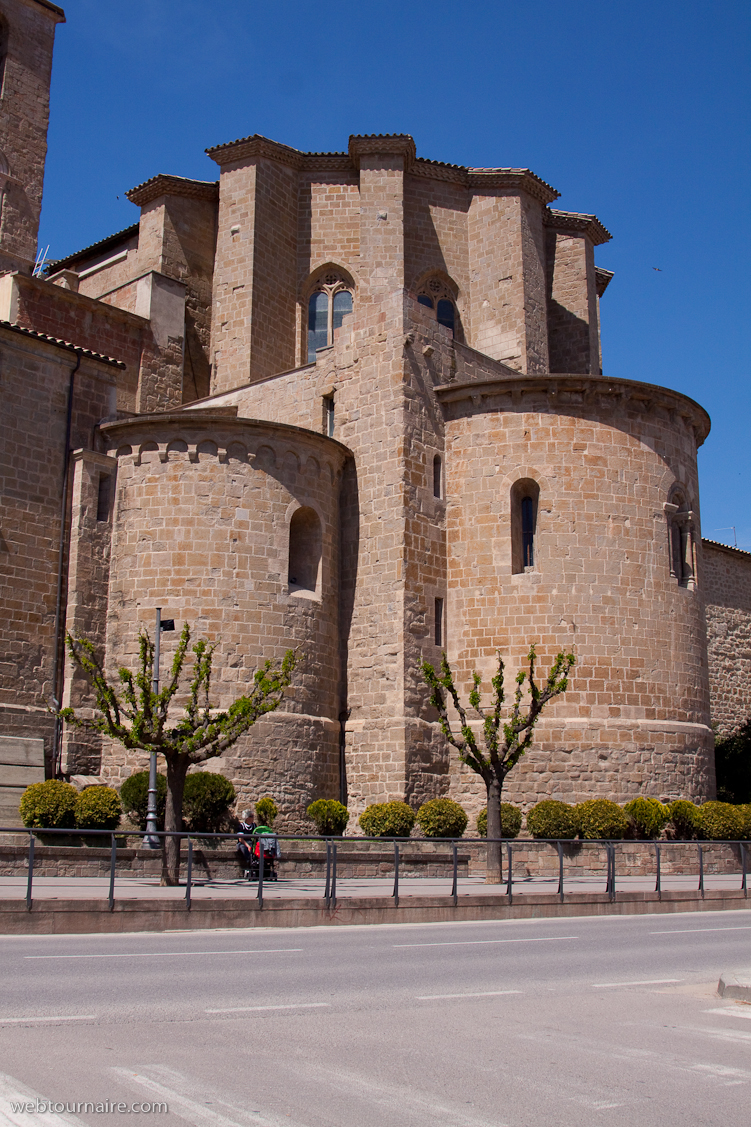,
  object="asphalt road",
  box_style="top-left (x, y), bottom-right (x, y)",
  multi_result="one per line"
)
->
top-left (1, 910), bottom-right (750, 1127)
